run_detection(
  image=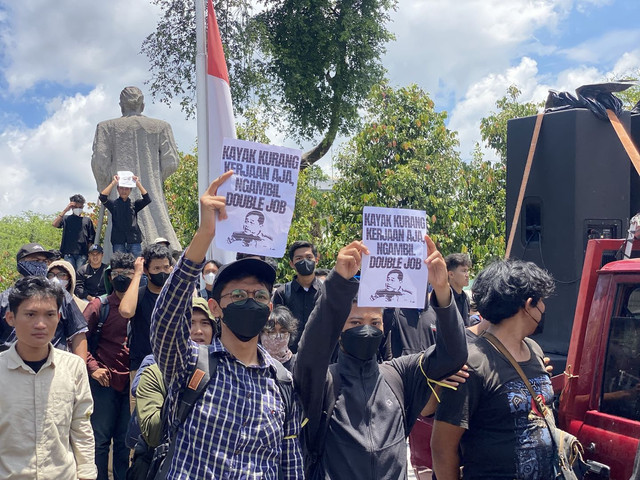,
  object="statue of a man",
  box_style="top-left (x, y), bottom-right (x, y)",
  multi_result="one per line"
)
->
top-left (91, 87), bottom-right (180, 257)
